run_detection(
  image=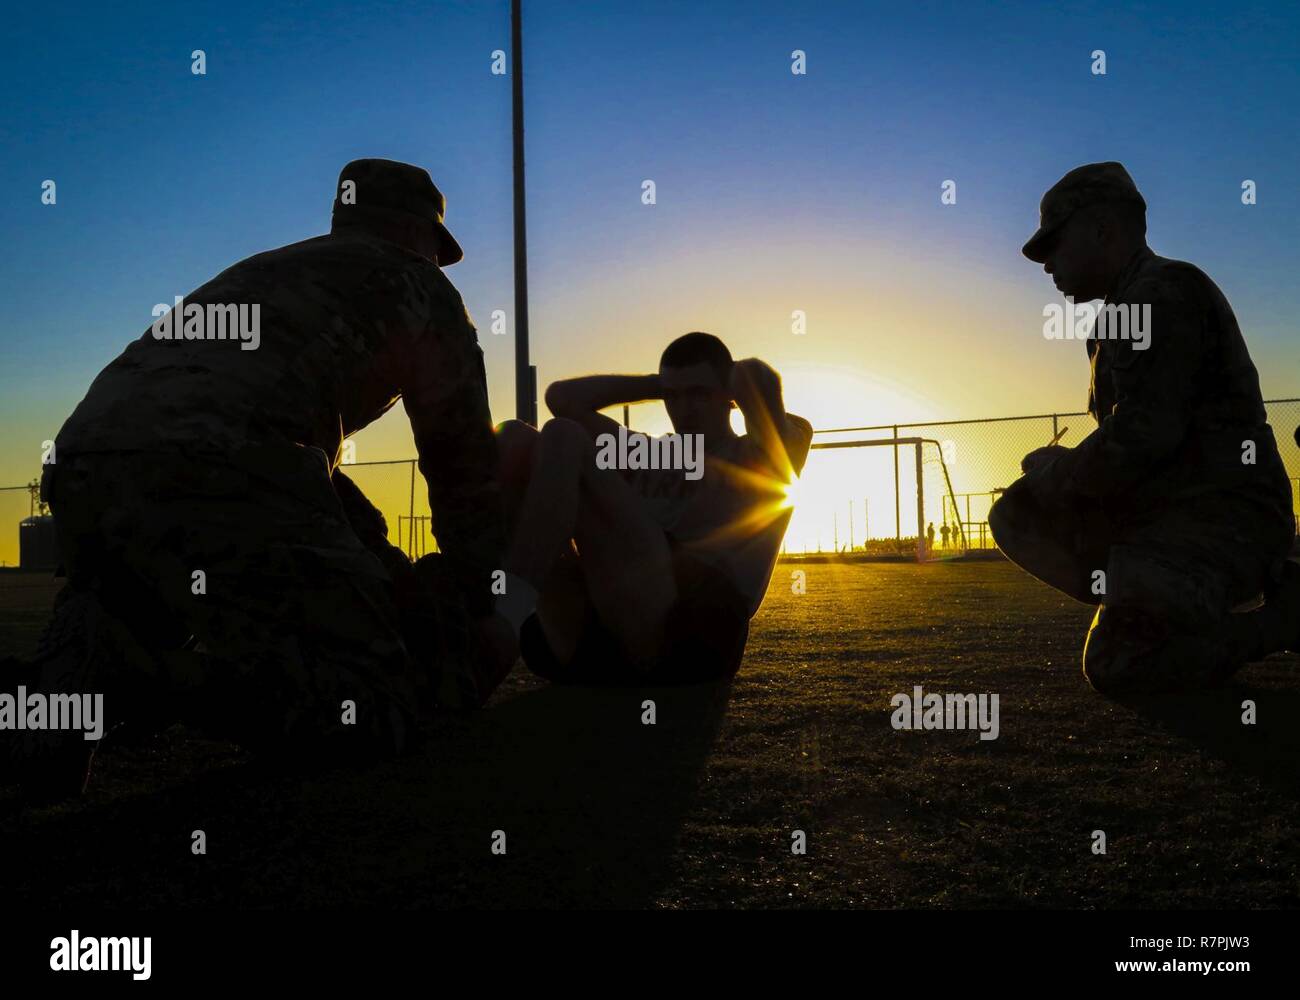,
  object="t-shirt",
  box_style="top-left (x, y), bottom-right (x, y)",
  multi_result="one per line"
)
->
top-left (626, 430), bottom-right (806, 618)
